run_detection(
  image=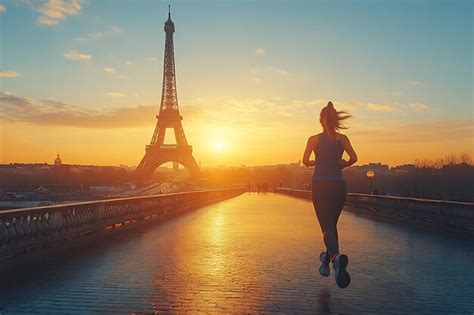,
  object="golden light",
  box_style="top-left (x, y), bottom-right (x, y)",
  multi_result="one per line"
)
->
top-left (212, 140), bottom-right (225, 152)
